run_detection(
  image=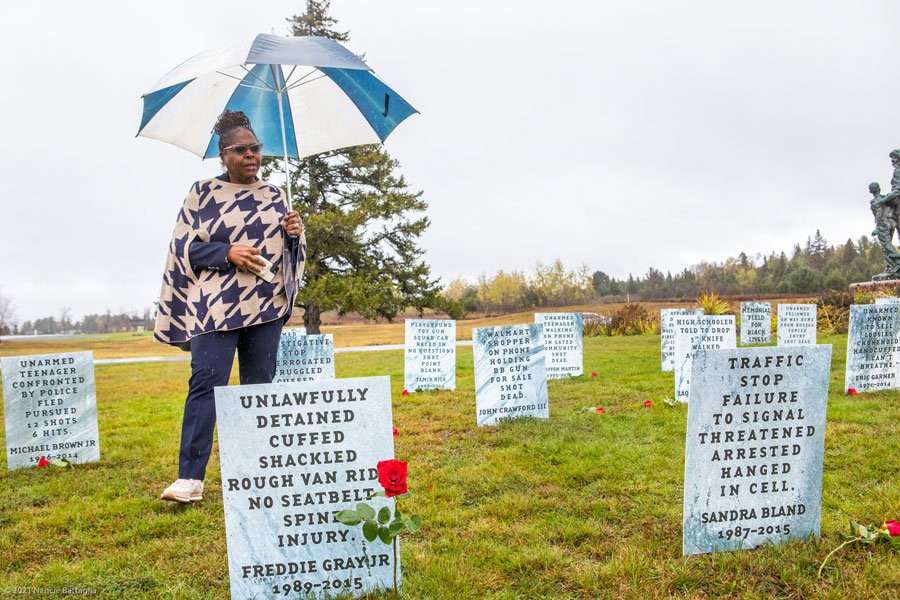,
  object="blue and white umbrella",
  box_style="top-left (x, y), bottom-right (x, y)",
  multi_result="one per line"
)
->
top-left (137, 34), bottom-right (418, 205)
